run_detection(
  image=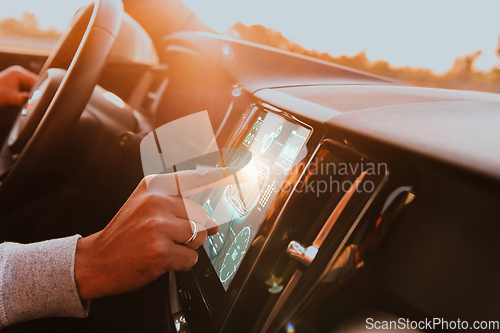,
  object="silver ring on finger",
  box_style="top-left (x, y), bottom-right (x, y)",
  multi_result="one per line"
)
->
top-left (183, 220), bottom-right (197, 244)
